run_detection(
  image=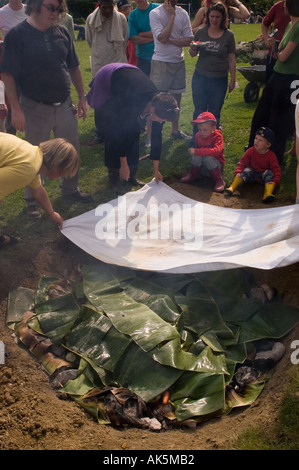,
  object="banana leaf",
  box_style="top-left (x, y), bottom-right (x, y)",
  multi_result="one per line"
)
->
top-left (195, 268), bottom-right (251, 296)
top-left (225, 383), bottom-right (266, 411)
top-left (144, 272), bottom-right (194, 294)
top-left (120, 277), bottom-right (181, 323)
top-left (29, 293), bottom-right (80, 344)
top-left (170, 372), bottom-right (226, 421)
top-left (66, 306), bottom-right (131, 373)
top-left (235, 302), bottom-right (299, 343)
top-left (112, 340), bottom-right (184, 402)
top-left (60, 358), bottom-right (102, 397)
top-left (6, 287), bottom-right (36, 330)
top-left (95, 292), bottom-right (179, 352)
top-left (175, 281), bottom-right (235, 339)
top-left (7, 263), bottom-right (299, 426)
top-left (152, 340), bottom-right (228, 375)
top-left (82, 263), bottom-right (135, 300)
top-left (35, 276), bottom-right (72, 304)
